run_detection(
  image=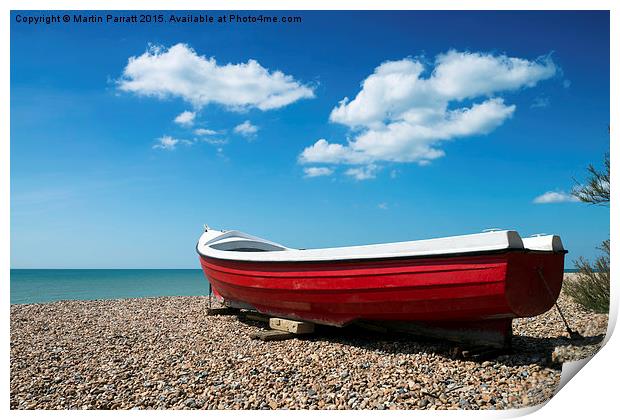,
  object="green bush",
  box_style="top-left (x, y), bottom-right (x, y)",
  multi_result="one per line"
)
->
top-left (566, 151), bottom-right (610, 314)
top-left (572, 154), bottom-right (610, 205)
top-left (564, 240), bottom-right (610, 313)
